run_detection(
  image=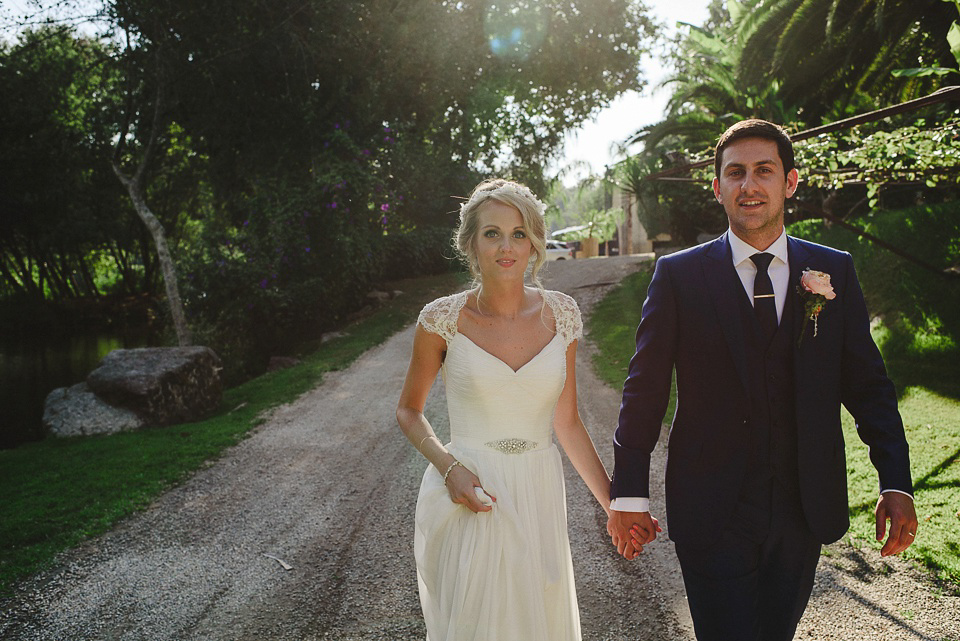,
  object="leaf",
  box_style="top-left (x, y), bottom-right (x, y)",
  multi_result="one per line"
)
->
top-left (891, 67), bottom-right (959, 77)
top-left (948, 21), bottom-right (960, 67)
